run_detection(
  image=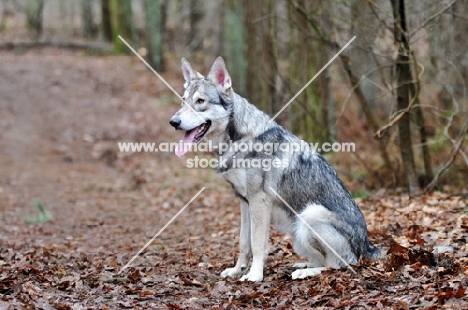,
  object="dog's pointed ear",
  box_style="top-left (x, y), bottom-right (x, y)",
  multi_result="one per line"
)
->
top-left (181, 57), bottom-right (197, 84)
top-left (207, 57), bottom-right (232, 92)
